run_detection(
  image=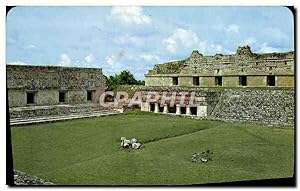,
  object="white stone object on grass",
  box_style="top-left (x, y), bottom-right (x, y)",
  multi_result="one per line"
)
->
top-left (121, 139), bottom-right (131, 147)
top-left (132, 142), bottom-right (142, 149)
top-left (131, 138), bottom-right (138, 144)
